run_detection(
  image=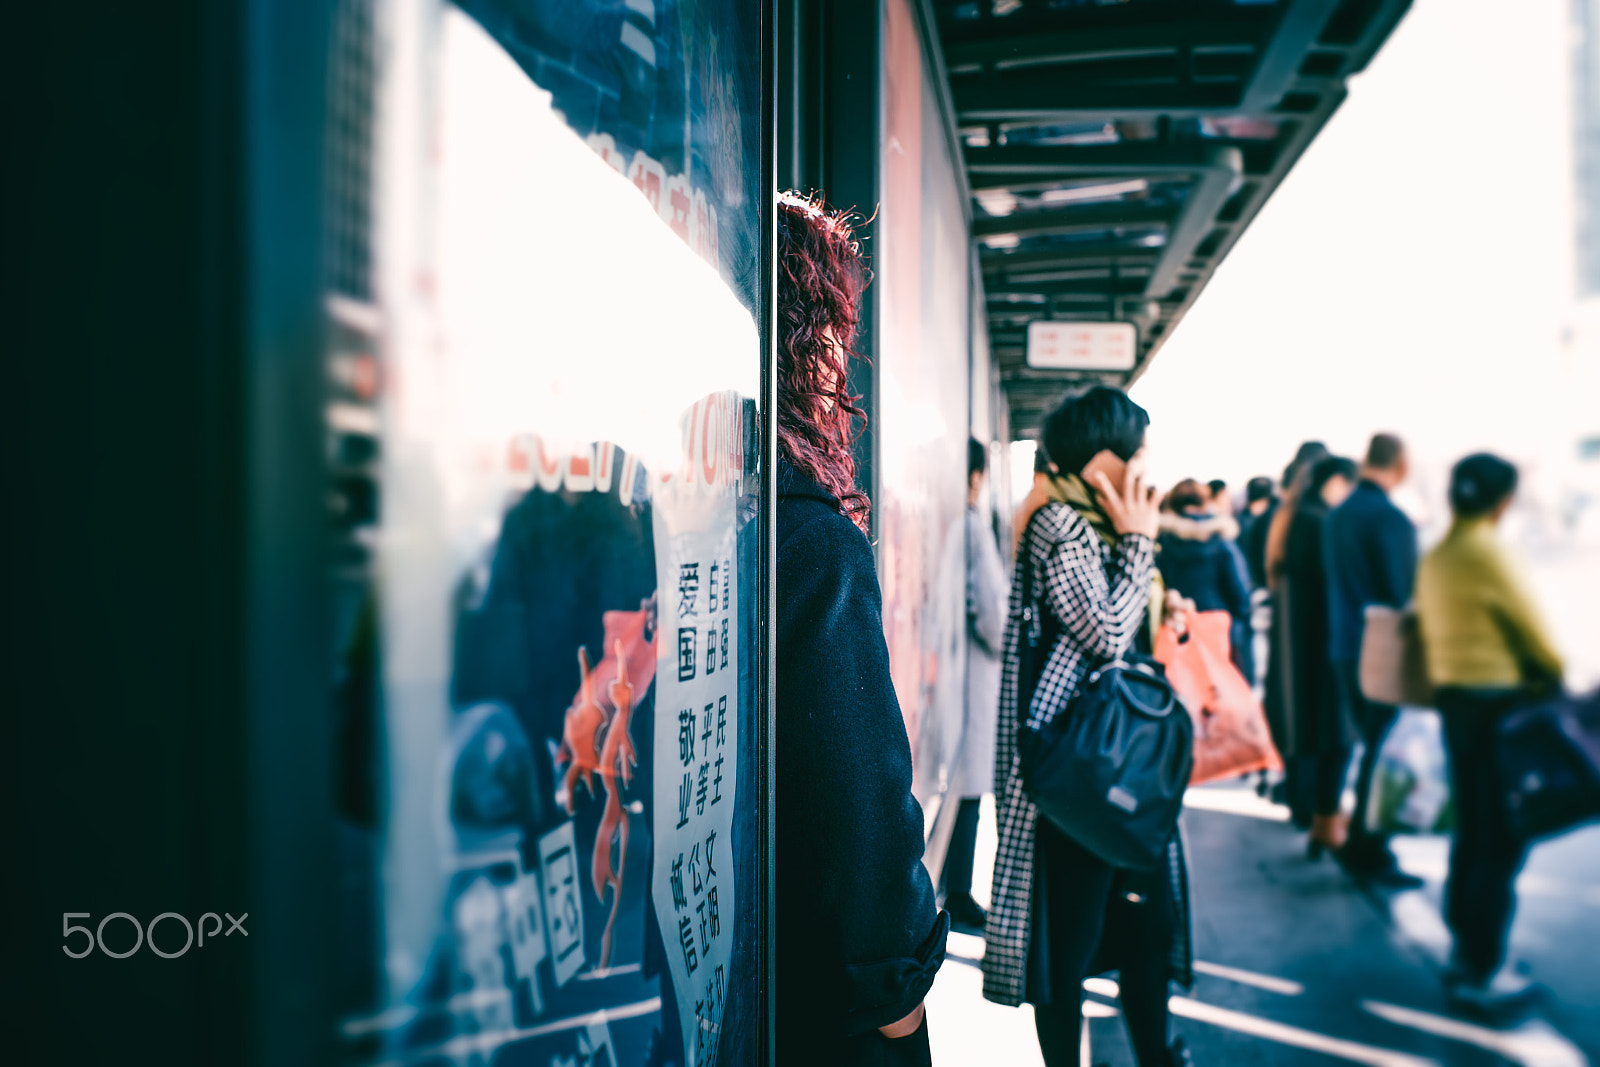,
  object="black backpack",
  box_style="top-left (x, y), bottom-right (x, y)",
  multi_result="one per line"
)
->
top-left (1015, 517), bottom-right (1193, 871)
